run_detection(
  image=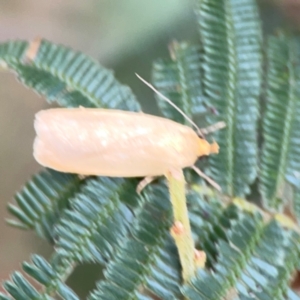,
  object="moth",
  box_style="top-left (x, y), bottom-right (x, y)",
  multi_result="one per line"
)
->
top-left (34, 108), bottom-right (219, 177)
top-left (33, 75), bottom-right (222, 190)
